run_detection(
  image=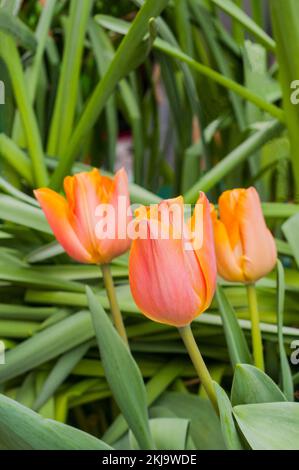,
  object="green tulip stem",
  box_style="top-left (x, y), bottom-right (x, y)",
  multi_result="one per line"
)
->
top-left (101, 264), bottom-right (129, 347)
top-left (178, 324), bottom-right (219, 415)
top-left (247, 283), bottom-right (265, 371)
